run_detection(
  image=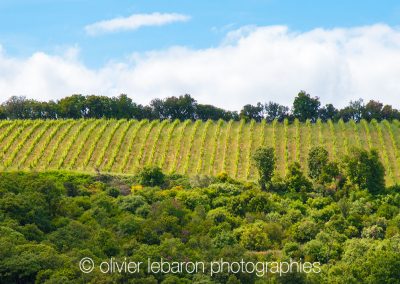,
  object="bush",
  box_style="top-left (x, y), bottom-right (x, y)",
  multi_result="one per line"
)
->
top-left (137, 166), bottom-right (165, 187)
